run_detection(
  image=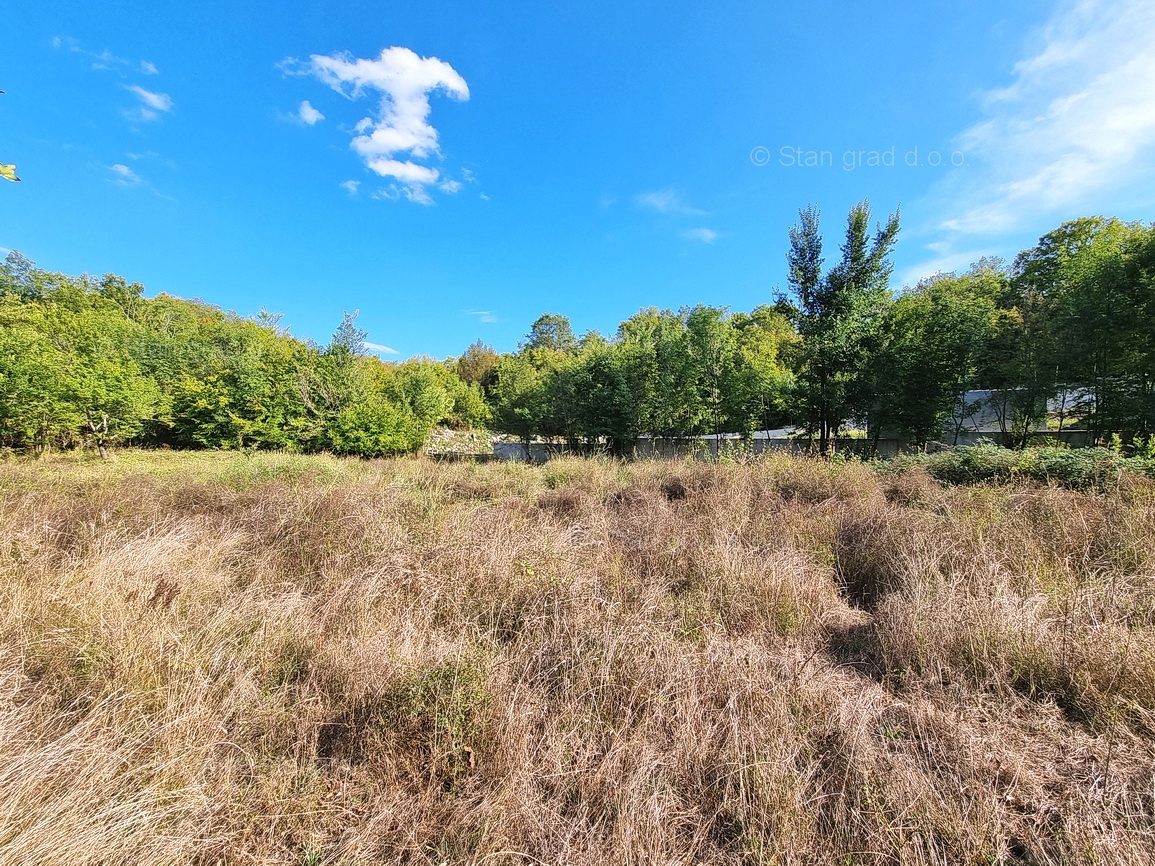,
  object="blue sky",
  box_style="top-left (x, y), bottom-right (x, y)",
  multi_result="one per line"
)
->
top-left (3, 0), bottom-right (1155, 358)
